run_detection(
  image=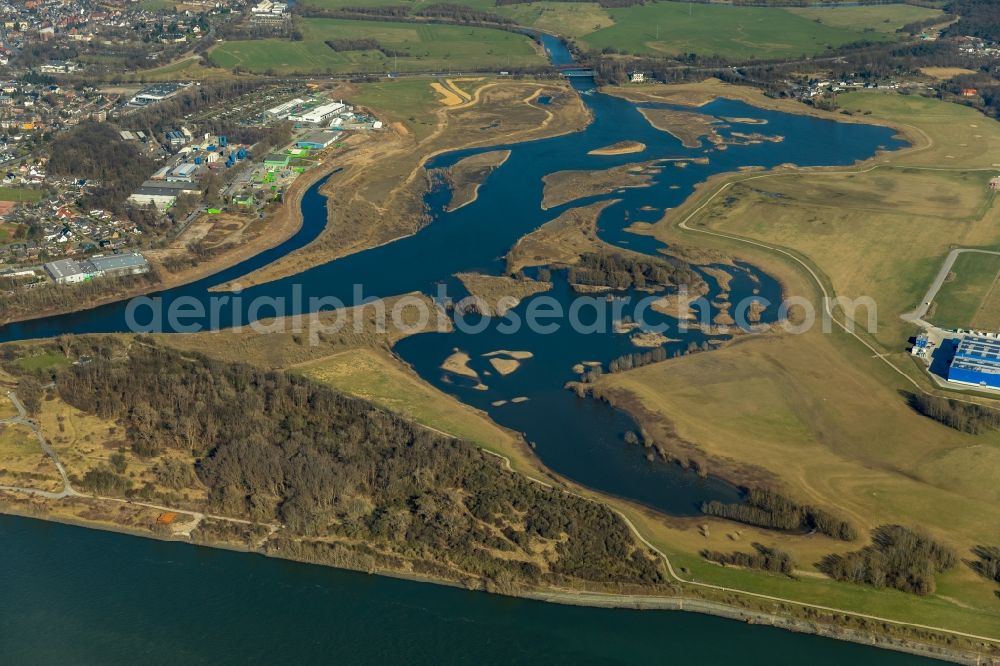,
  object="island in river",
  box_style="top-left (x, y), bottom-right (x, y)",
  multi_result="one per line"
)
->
top-left (0, 55), bottom-right (997, 663)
